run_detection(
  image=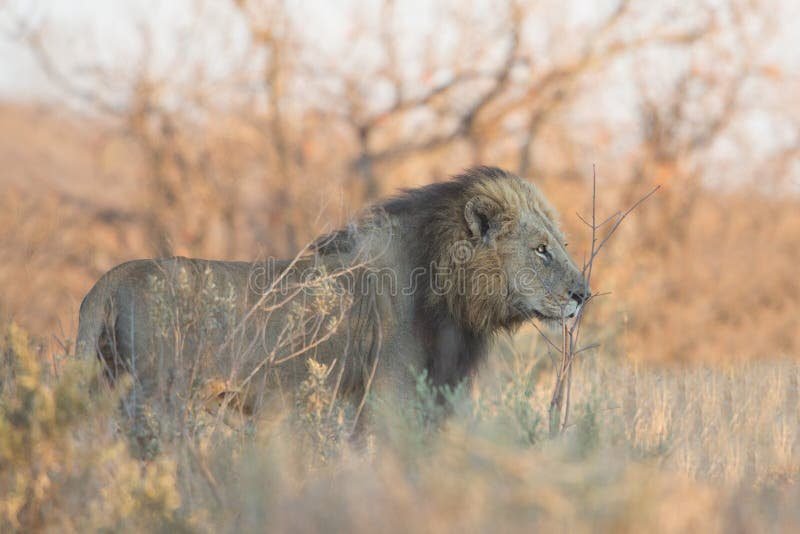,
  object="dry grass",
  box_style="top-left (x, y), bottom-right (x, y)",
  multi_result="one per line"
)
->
top-left (1, 322), bottom-right (798, 532)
